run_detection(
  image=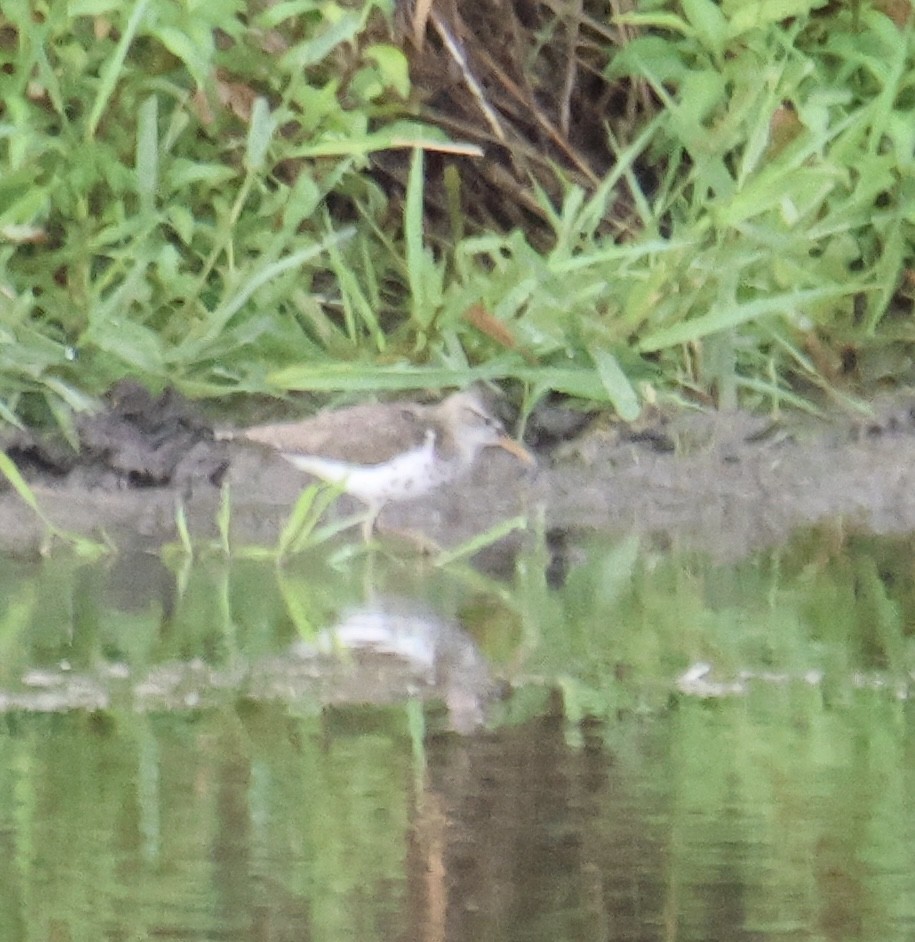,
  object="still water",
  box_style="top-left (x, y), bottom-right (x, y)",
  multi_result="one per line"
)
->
top-left (1, 526), bottom-right (914, 941)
